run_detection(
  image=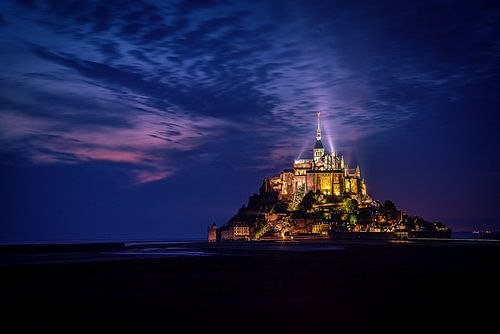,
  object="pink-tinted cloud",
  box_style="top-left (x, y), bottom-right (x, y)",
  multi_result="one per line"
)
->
top-left (132, 169), bottom-right (176, 184)
top-left (0, 110), bottom-right (232, 183)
